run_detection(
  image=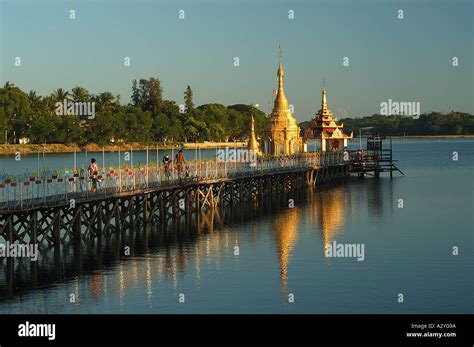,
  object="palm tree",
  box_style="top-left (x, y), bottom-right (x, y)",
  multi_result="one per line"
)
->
top-left (96, 92), bottom-right (115, 112)
top-left (51, 88), bottom-right (69, 103)
top-left (28, 90), bottom-right (42, 111)
top-left (41, 96), bottom-right (56, 115)
top-left (71, 86), bottom-right (90, 102)
top-left (3, 81), bottom-right (15, 90)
